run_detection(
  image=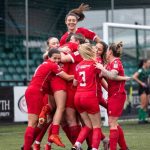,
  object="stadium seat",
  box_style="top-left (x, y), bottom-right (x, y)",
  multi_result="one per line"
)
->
top-left (4, 74), bottom-right (12, 80)
top-left (0, 82), bottom-right (9, 86)
top-left (12, 60), bottom-right (20, 67)
top-left (0, 53), bottom-right (7, 59)
top-left (20, 74), bottom-right (27, 80)
top-left (3, 59), bottom-right (12, 66)
top-left (16, 67), bottom-right (25, 74)
top-left (8, 53), bottom-right (15, 59)
top-left (19, 59), bottom-right (26, 66)
top-left (0, 66), bottom-right (8, 73)
top-left (12, 74), bottom-right (21, 80)
top-left (8, 66), bottom-right (16, 74)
